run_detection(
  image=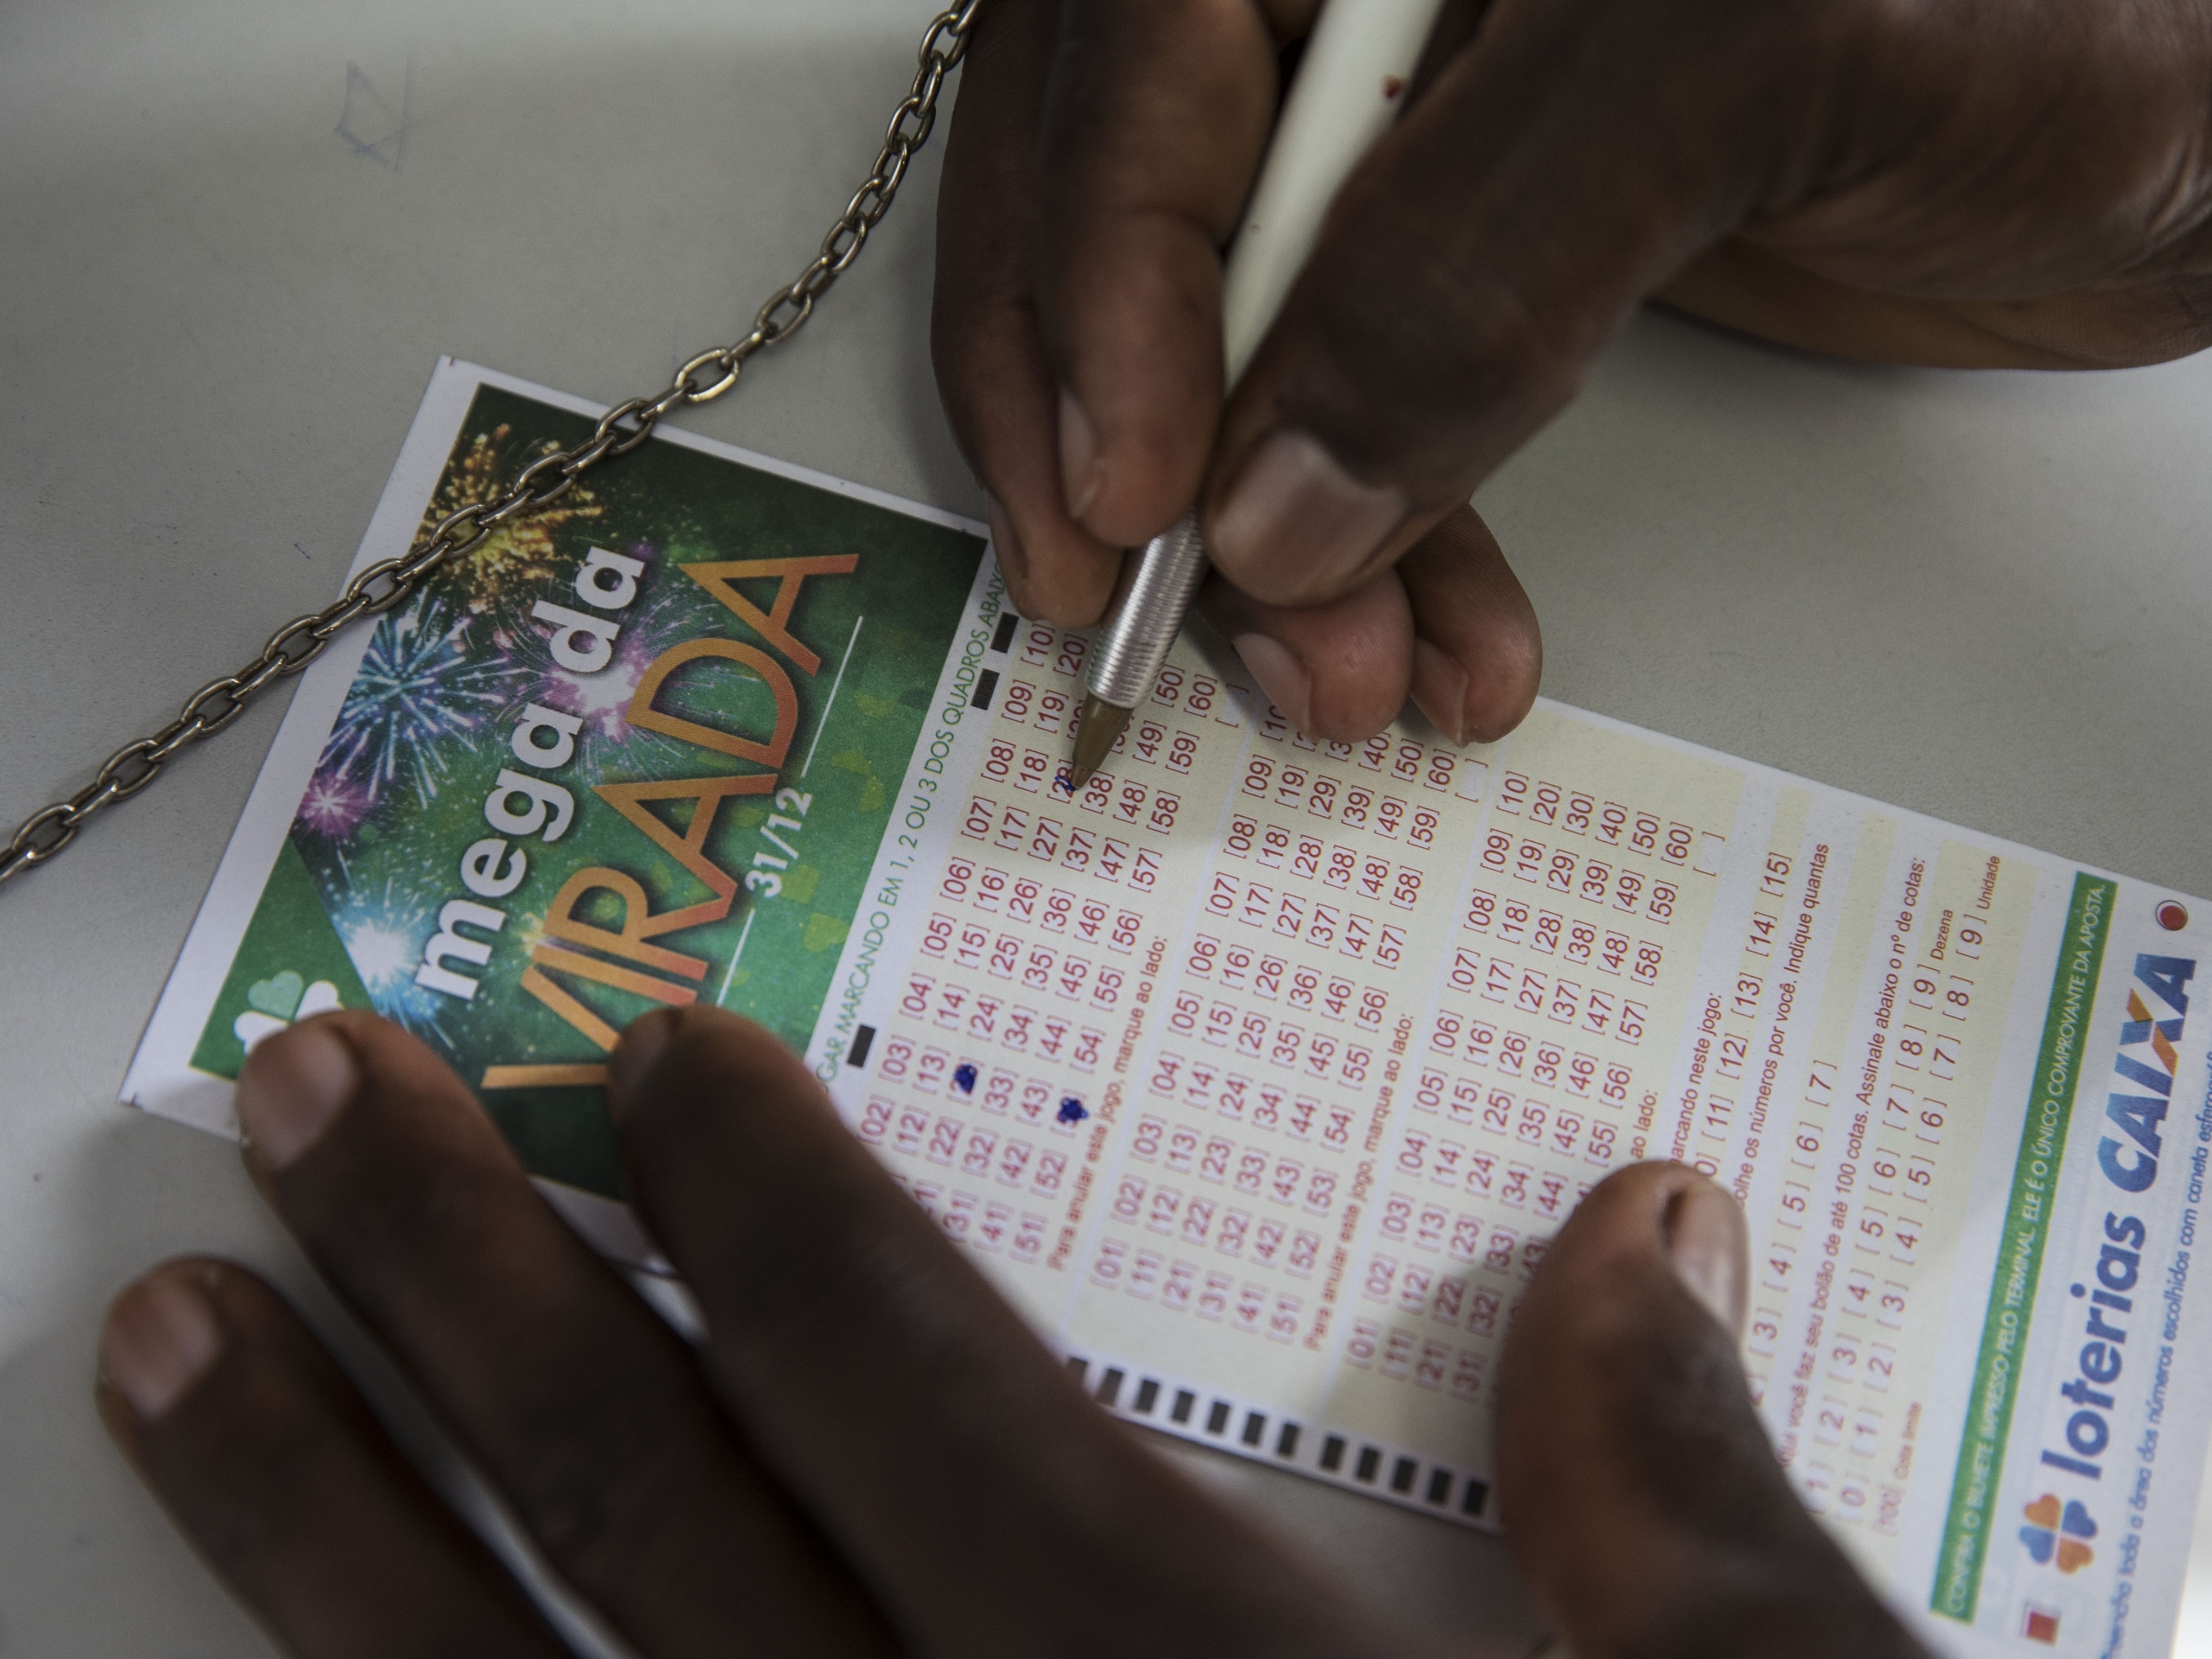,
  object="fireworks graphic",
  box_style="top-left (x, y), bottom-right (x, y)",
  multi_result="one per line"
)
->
top-left (296, 771), bottom-right (372, 839)
top-left (322, 866), bottom-right (456, 1039)
top-left (310, 593), bottom-right (513, 815)
top-left (417, 424), bottom-right (607, 612)
top-left (502, 549), bottom-right (712, 780)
